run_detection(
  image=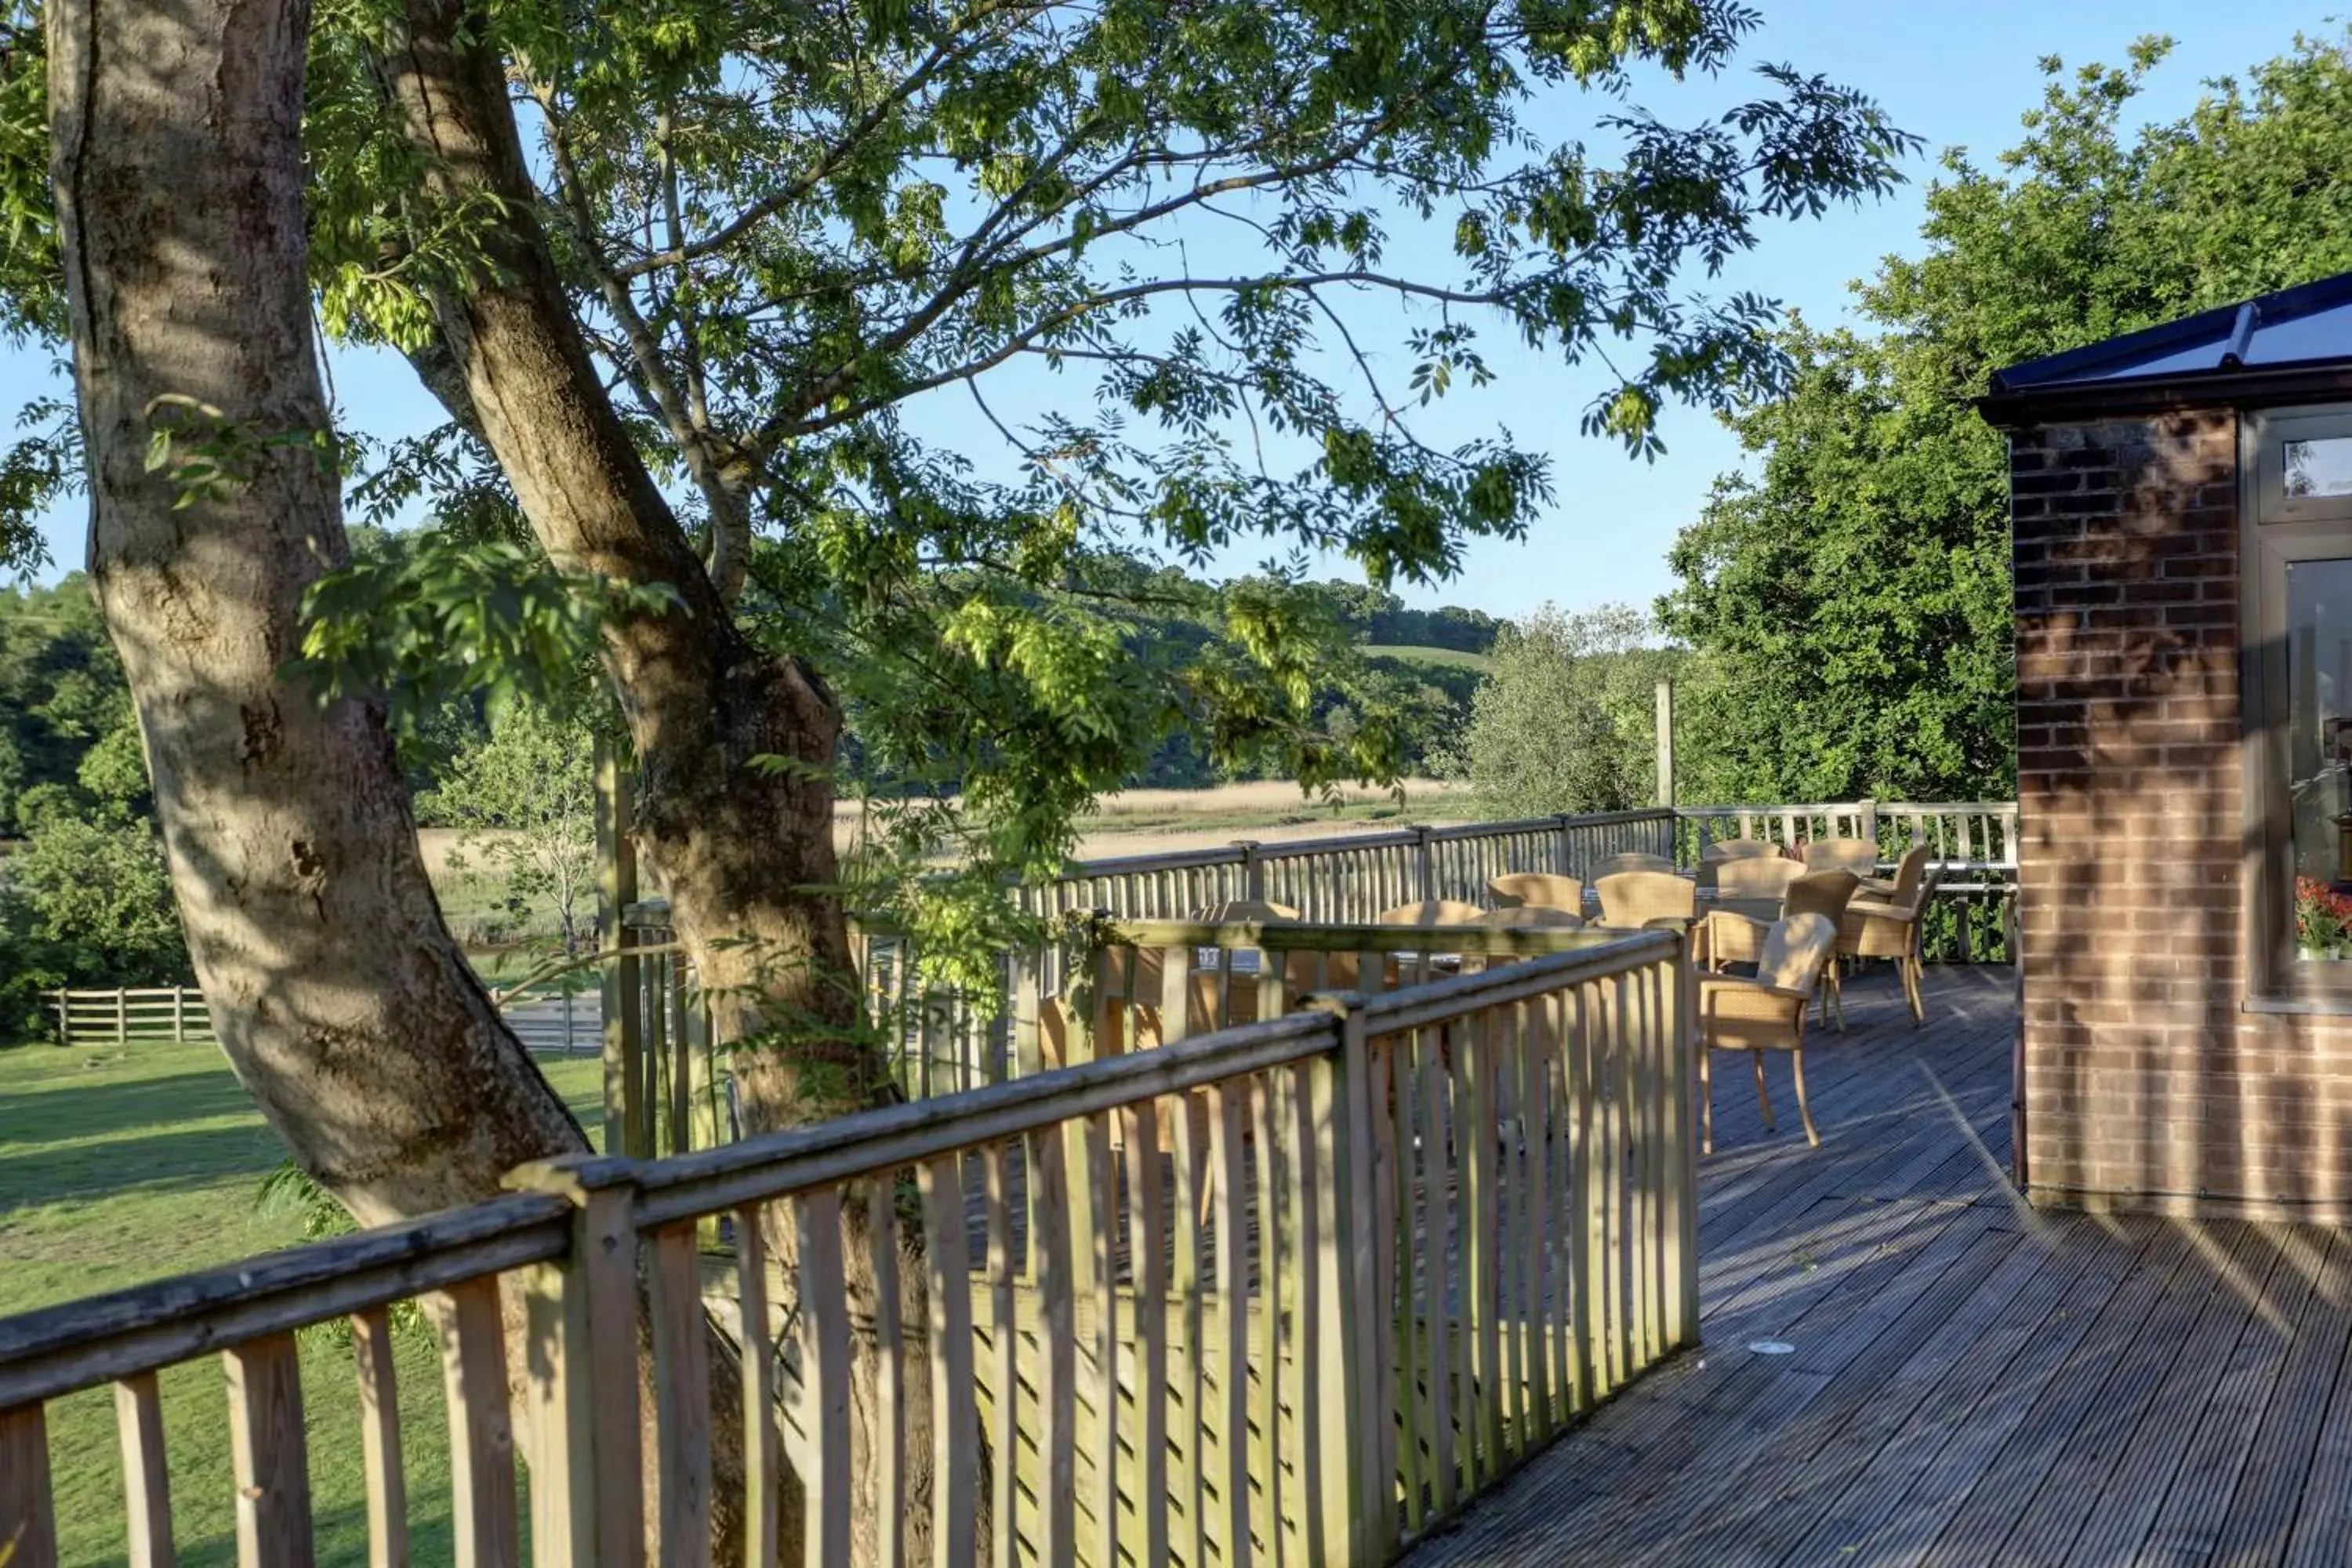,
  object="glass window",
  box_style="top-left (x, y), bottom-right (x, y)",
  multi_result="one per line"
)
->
top-left (2288, 560), bottom-right (2352, 964)
top-left (2286, 437), bottom-right (2352, 499)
